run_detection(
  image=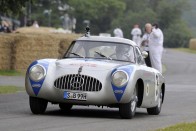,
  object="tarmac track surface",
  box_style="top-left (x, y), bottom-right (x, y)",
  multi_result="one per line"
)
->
top-left (0, 49), bottom-right (196, 131)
